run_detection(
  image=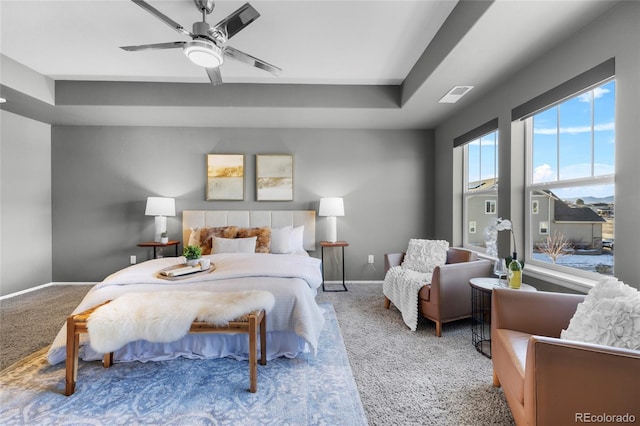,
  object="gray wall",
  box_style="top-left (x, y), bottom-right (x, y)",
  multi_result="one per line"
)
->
top-left (1, 110), bottom-right (53, 295)
top-left (434, 2), bottom-right (640, 289)
top-left (51, 126), bottom-right (434, 283)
